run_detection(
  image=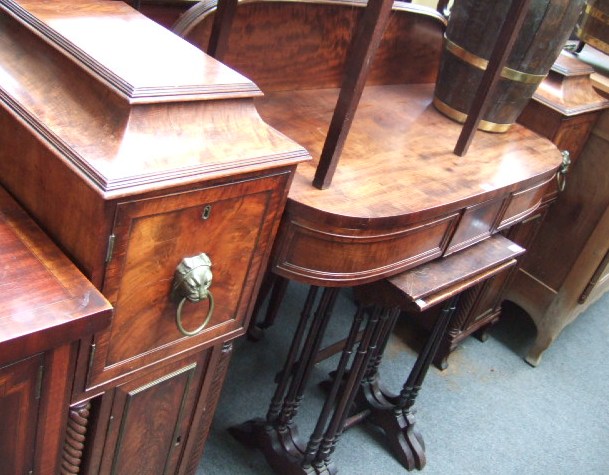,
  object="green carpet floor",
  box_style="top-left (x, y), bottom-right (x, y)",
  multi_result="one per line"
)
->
top-left (198, 283), bottom-right (609, 475)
